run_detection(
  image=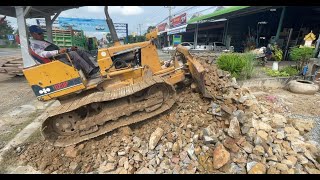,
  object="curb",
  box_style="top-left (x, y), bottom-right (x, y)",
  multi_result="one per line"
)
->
top-left (0, 100), bottom-right (57, 164)
top-left (238, 77), bottom-right (290, 89)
